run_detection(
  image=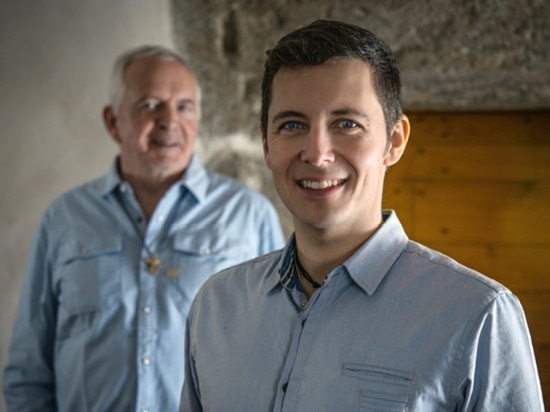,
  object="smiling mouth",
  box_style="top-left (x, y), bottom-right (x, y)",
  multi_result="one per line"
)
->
top-left (299, 179), bottom-right (346, 190)
top-left (151, 140), bottom-right (178, 148)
